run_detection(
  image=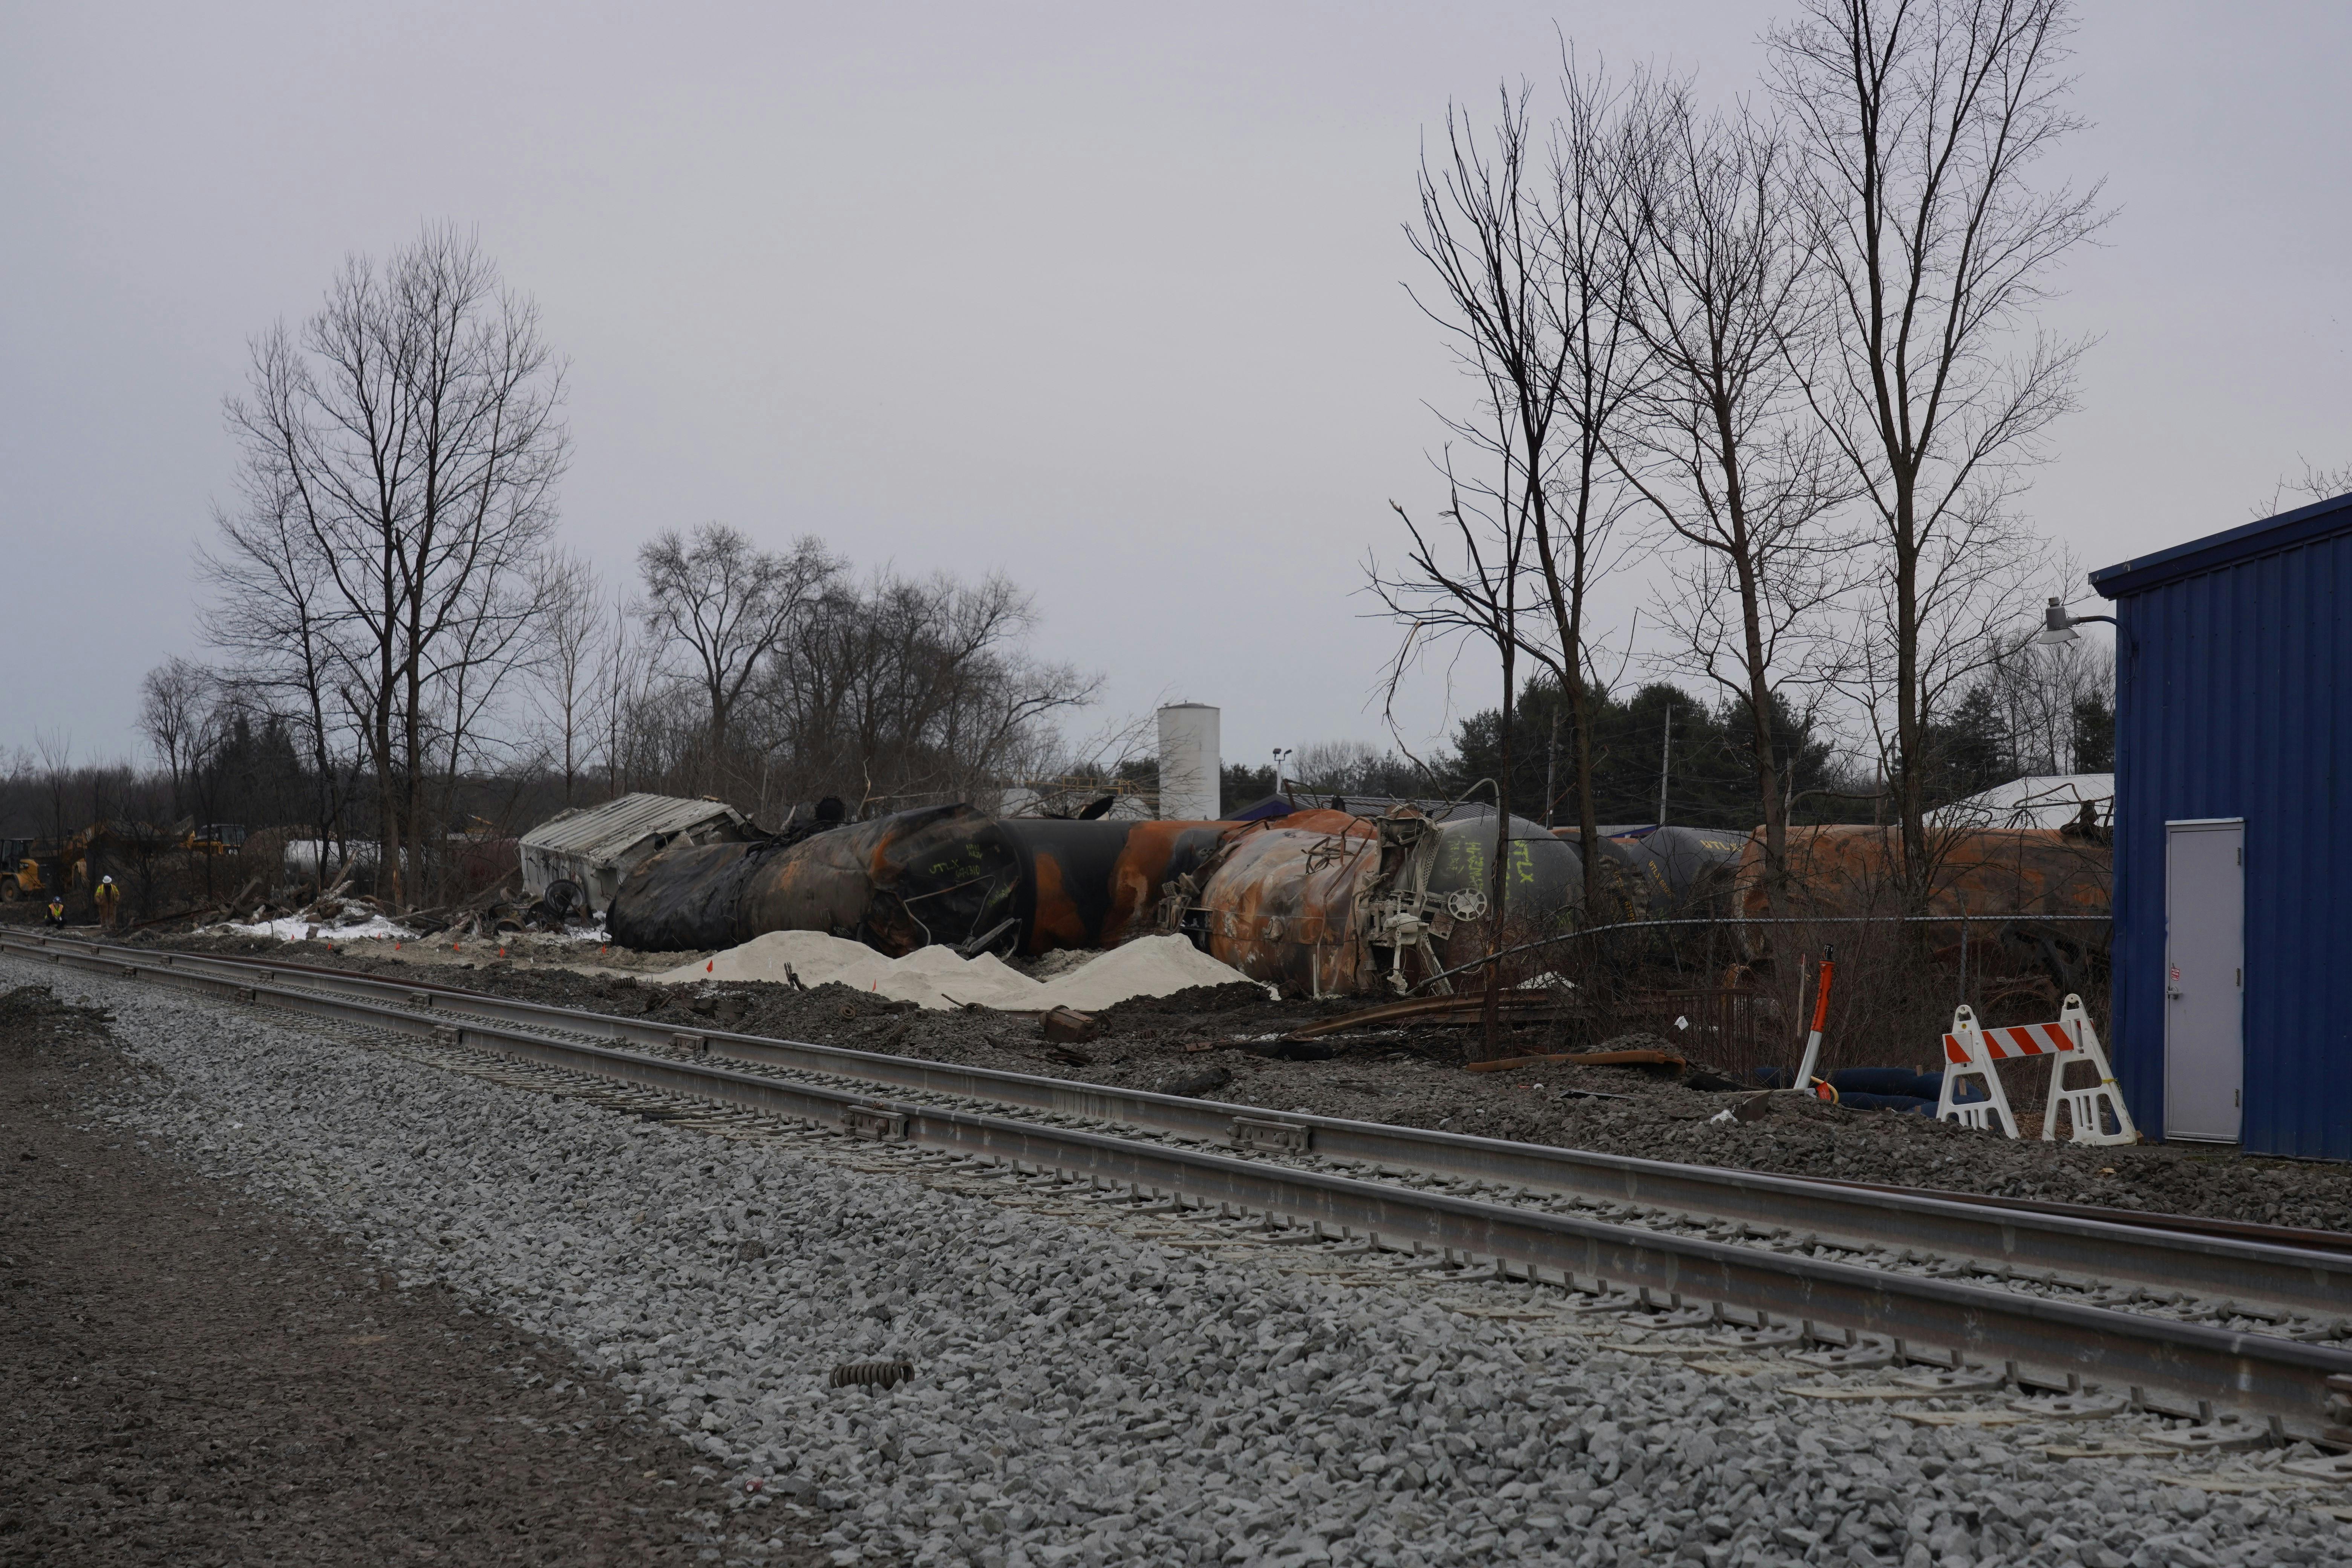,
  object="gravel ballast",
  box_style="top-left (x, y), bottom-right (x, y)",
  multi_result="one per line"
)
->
top-left (145, 930), bottom-right (2352, 1235)
top-left (20, 953), bottom-right (2352, 1568)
